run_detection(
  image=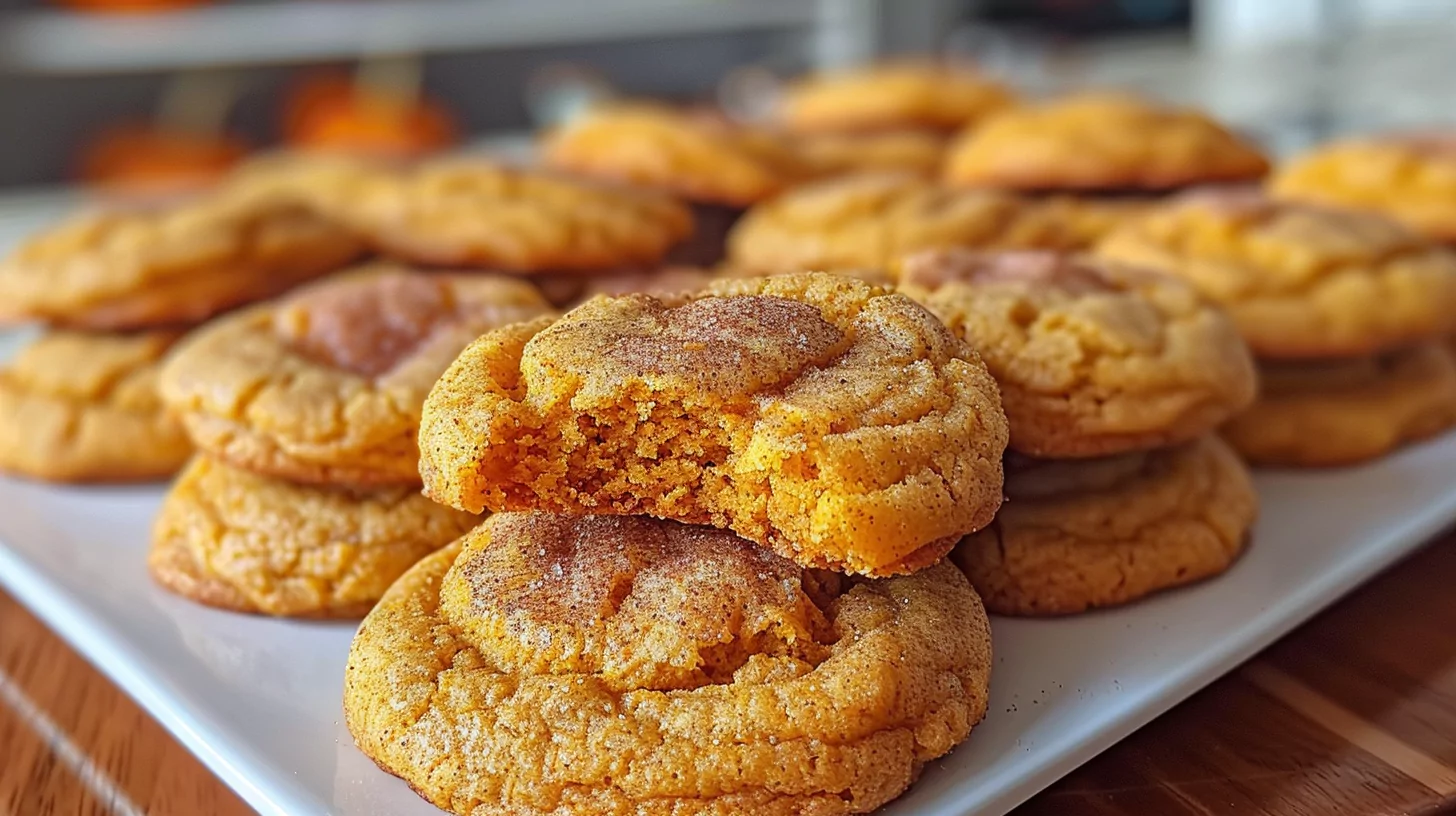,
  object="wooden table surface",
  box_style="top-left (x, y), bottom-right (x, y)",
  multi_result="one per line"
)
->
top-left (4, 538), bottom-right (1456, 816)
